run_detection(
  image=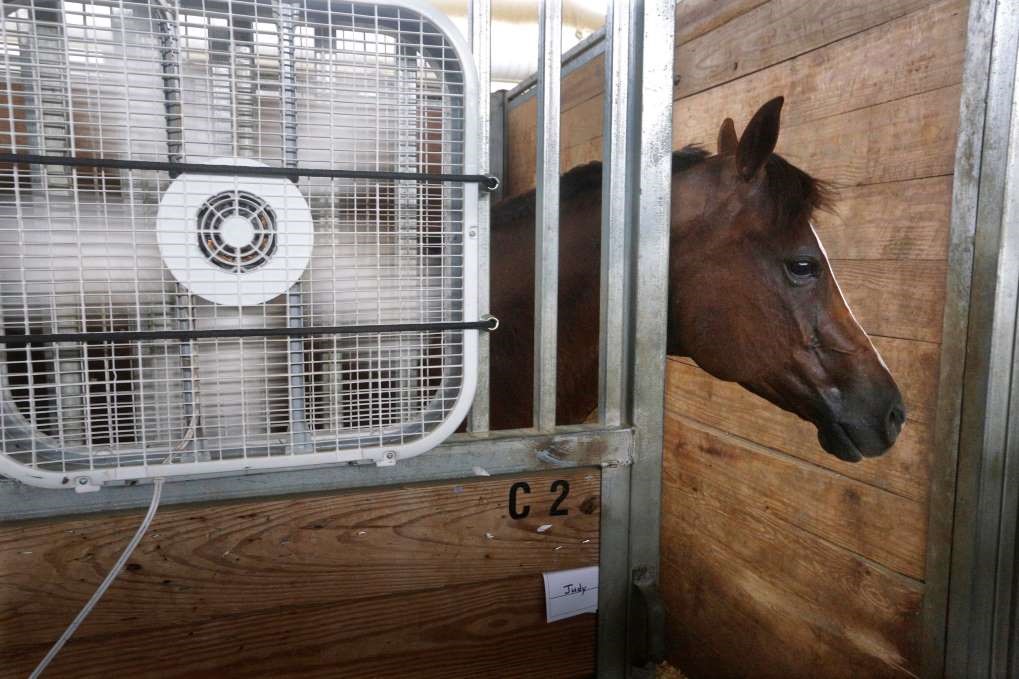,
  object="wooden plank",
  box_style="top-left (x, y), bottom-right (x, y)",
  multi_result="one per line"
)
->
top-left (662, 415), bottom-right (927, 579)
top-left (511, 60), bottom-right (962, 200)
top-left (505, 96), bottom-right (603, 199)
top-left (673, 0), bottom-right (935, 99)
top-left (505, 56), bottom-right (605, 199)
top-left (665, 356), bottom-right (933, 503)
top-left (812, 176), bottom-right (953, 261)
top-left (0, 469), bottom-right (600, 654)
top-left (674, 0), bottom-right (773, 46)
top-left (2, 575), bottom-right (596, 679)
top-left (676, 84), bottom-right (962, 188)
top-left (831, 259), bottom-right (947, 343)
top-left (873, 336), bottom-right (942, 426)
top-left (772, 85), bottom-right (961, 187)
top-left (674, 0), bottom-right (966, 129)
top-left (661, 421), bottom-right (923, 679)
top-left (560, 53), bottom-right (605, 115)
